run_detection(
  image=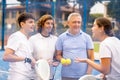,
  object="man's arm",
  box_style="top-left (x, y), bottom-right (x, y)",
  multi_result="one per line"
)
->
top-left (55, 50), bottom-right (63, 61)
top-left (3, 48), bottom-right (25, 62)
